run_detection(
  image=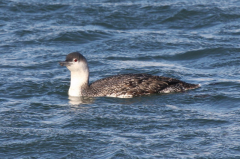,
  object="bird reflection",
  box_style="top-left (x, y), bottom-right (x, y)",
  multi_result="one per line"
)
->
top-left (68, 96), bottom-right (94, 105)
